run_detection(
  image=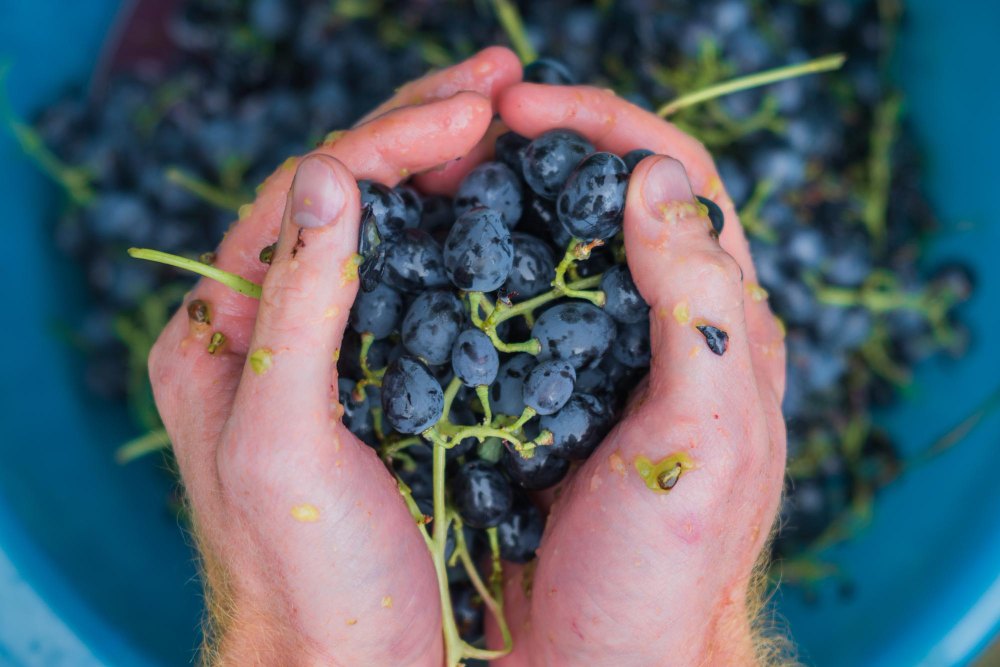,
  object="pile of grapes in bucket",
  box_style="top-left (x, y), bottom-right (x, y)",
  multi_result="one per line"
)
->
top-left (6, 0), bottom-right (984, 646)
